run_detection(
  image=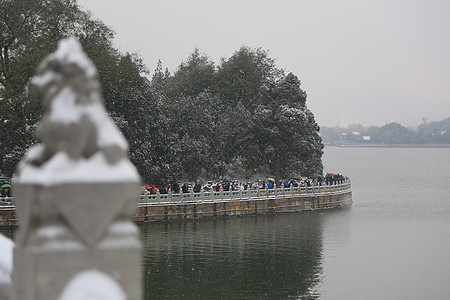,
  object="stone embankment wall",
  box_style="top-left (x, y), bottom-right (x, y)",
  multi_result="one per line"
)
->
top-left (134, 184), bottom-right (352, 222)
top-left (0, 205), bottom-right (16, 227)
